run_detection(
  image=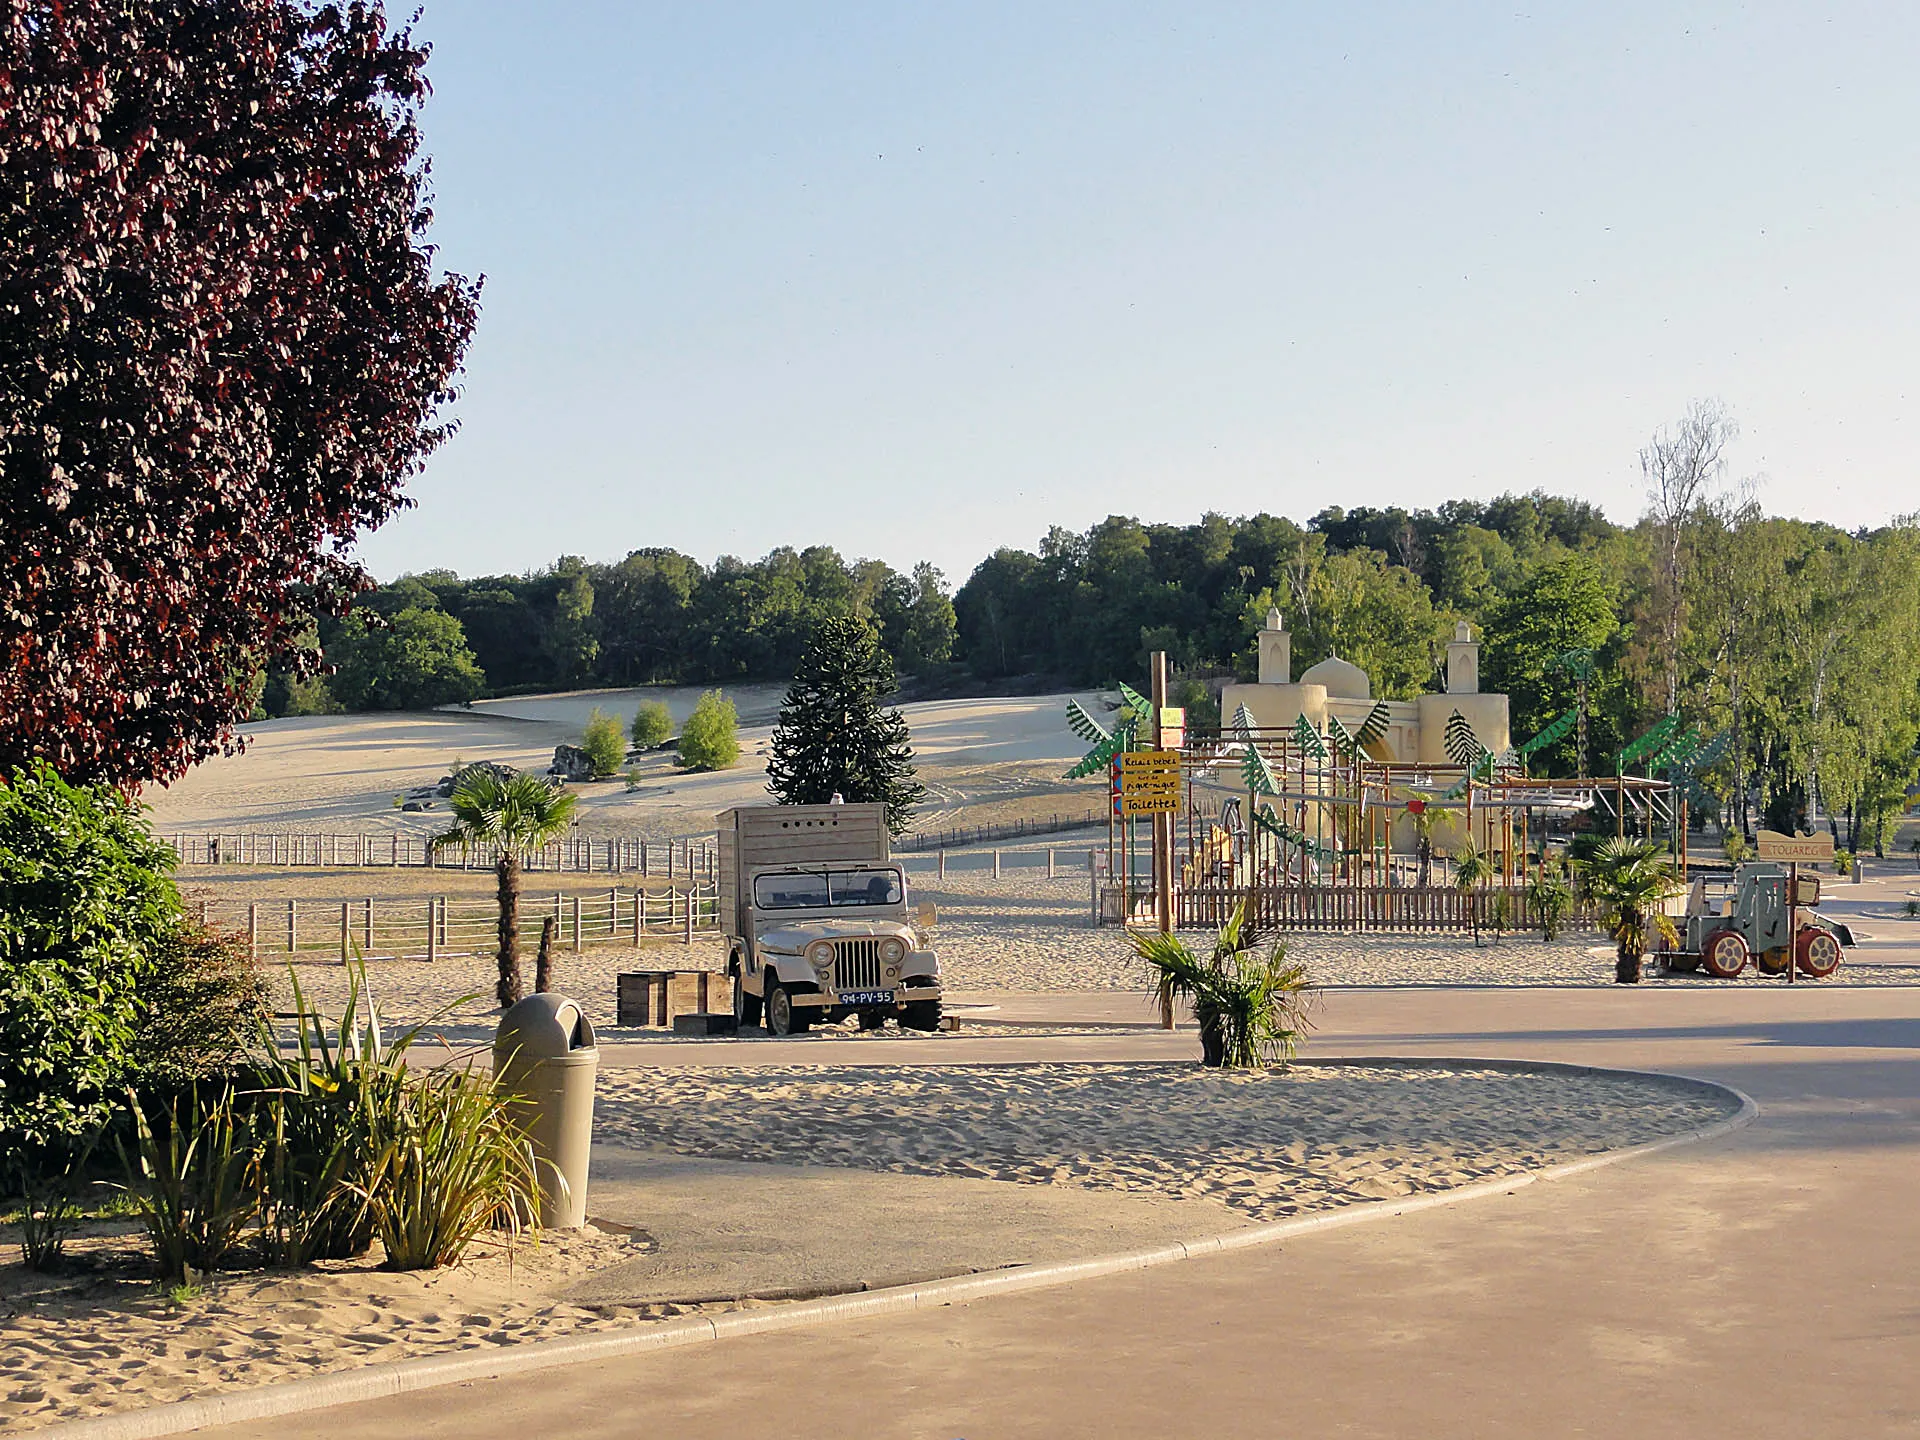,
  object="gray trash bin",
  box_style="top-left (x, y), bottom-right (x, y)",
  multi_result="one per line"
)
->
top-left (493, 993), bottom-right (598, 1228)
